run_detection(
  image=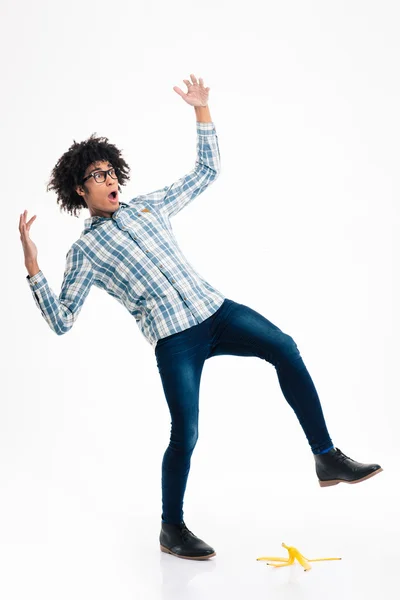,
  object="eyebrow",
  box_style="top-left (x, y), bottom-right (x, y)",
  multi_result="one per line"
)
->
top-left (87, 163), bottom-right (113, 175)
